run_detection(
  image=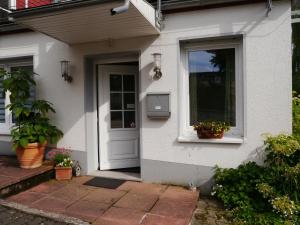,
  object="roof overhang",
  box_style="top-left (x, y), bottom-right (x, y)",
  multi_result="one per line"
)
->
top-left (10, 0), bottom-right (160, 44)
